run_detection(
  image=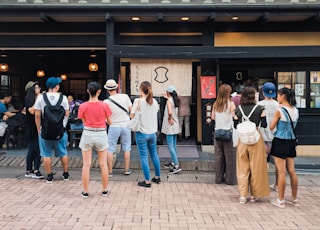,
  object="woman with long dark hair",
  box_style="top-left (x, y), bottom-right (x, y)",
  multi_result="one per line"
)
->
top-left (78, 81), bottom-right (112, 198)
top-left (24, 81), bottom-right (44, 179)
top-left (234, 86), bottom-right (269, 204)
top-left (211, 84), bottom-right (236, 185)
top-left (269, 87), bottom-right (299, 208)
top-left (161, 85), bottom-right (181, 174)
top-left (131, 81), bottom-right (161, 187)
